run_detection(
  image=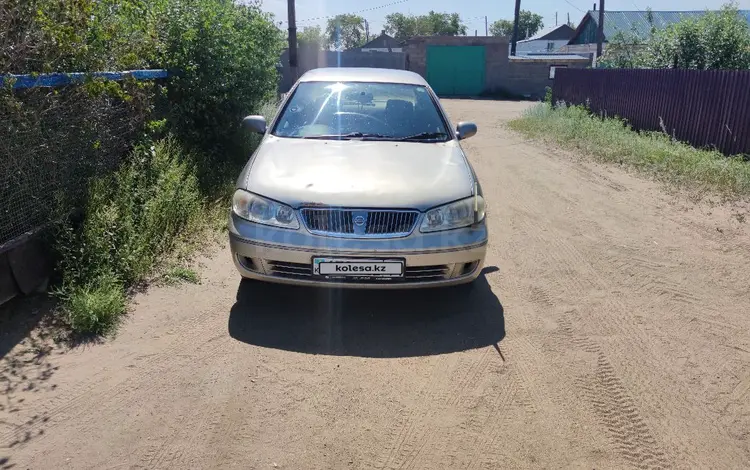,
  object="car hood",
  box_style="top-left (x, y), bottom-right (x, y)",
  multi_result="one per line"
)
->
top-left (241, 136), bottom-right (474, 211)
